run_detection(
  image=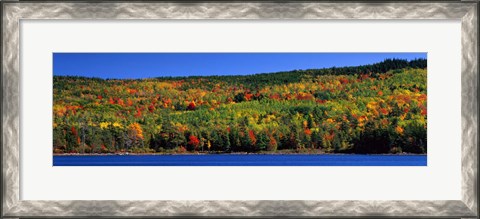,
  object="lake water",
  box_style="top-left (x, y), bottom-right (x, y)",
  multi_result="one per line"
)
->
top-left (53, 154), bottom-right (427, 166)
